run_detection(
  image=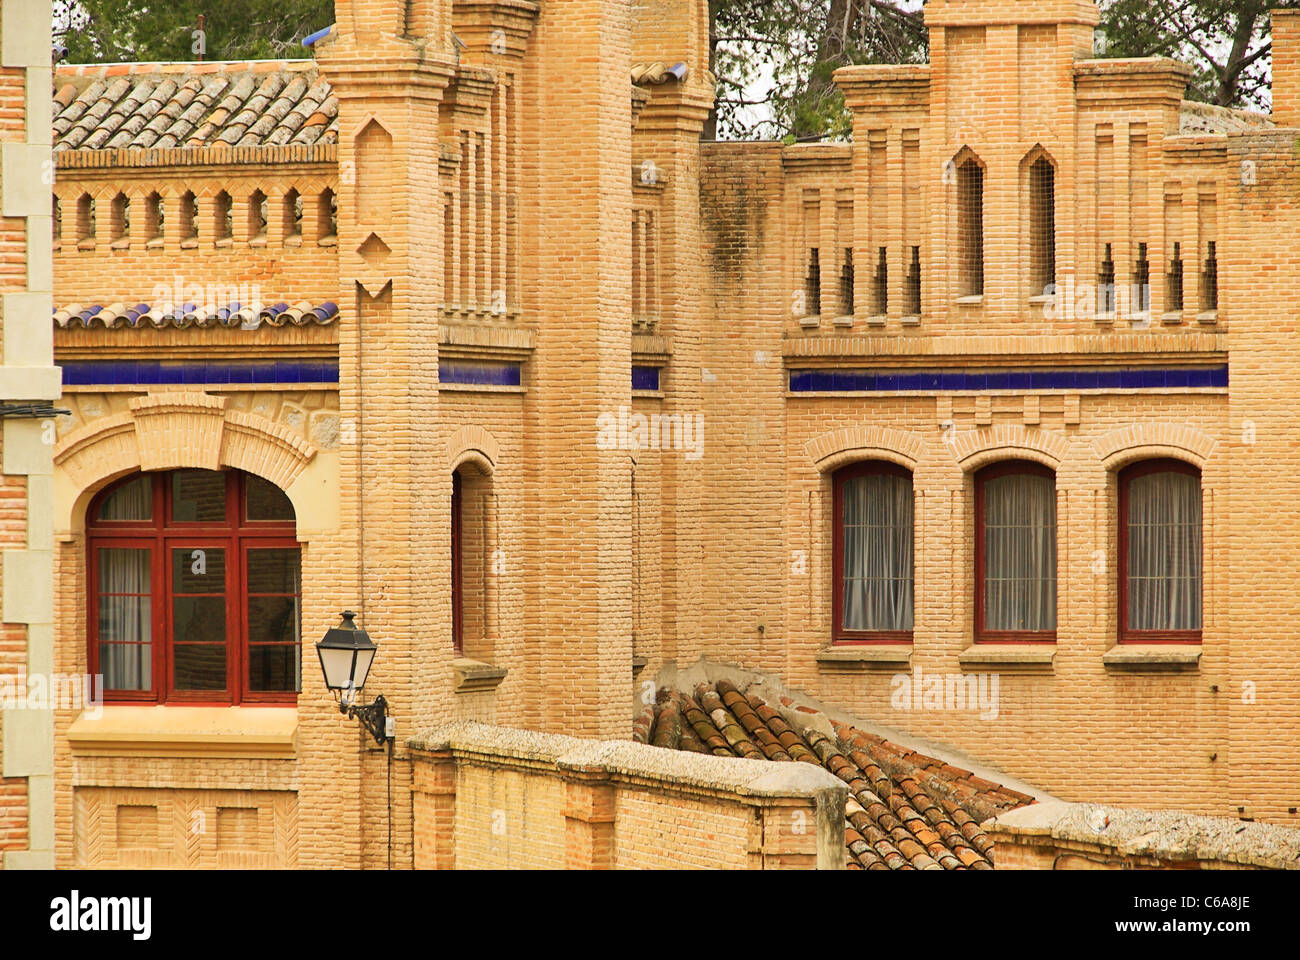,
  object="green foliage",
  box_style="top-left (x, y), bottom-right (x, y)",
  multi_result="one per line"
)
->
top-left (53, 0), bottom-right (334, 64)
top-left (710, 0), bottom-right (1300, 141)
